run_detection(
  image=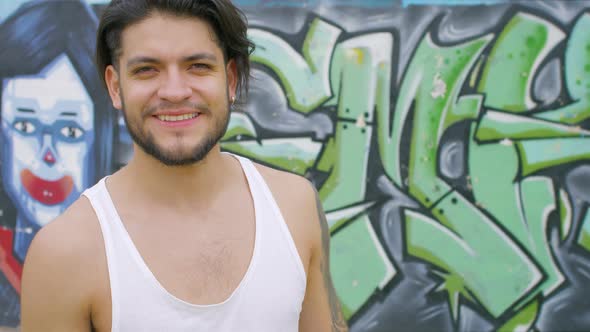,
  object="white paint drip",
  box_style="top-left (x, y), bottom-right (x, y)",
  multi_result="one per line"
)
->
top-left (431, 72), bottom-right (447, 99)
